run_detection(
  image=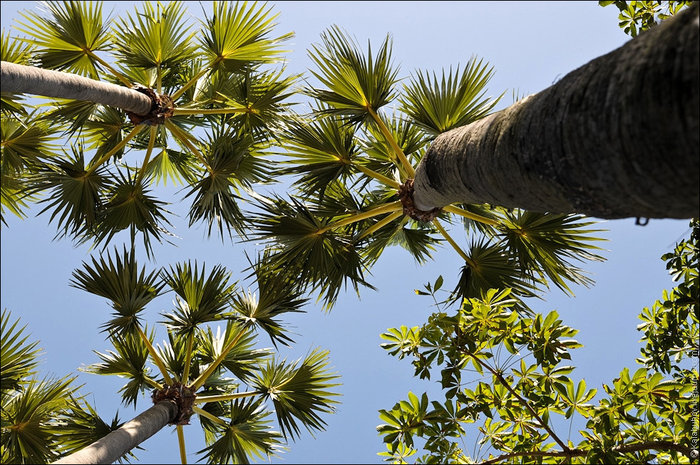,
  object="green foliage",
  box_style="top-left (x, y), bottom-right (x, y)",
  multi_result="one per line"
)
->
top-left (377, 222), bottom-right (699, 464)
top-left (599, 1), bottom-right (691, 36)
